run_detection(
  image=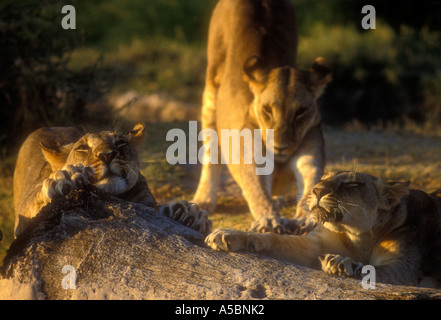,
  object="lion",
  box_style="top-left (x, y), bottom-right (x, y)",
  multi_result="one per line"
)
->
top-left (206, 171), bottom-right (441, 287)
top-left (13, 123), bottom-right (212, 237)
top-left (192, 0), bottom-right (332, 234)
